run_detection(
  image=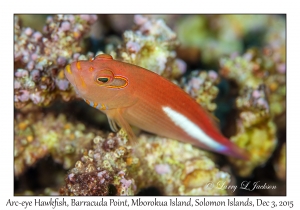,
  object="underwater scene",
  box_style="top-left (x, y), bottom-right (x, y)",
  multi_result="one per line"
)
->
top-left (14, 14), bottom-right (286, 196)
